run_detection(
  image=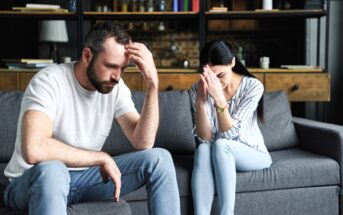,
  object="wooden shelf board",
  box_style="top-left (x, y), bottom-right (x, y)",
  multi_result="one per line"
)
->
top-left (206, 9), bottom-right (326, 19)
top-left (250, 67), bottom-right (324, 73)
top-left (0, 10), bottom-right (76, 19)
